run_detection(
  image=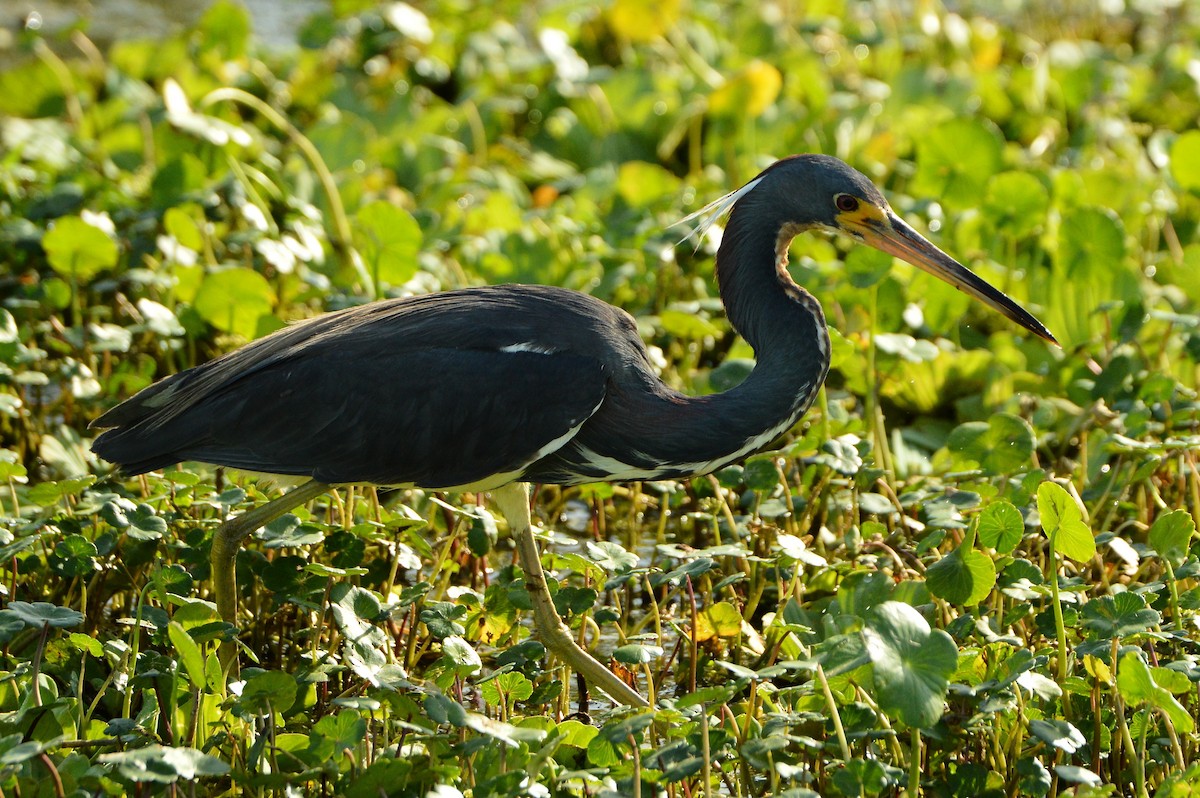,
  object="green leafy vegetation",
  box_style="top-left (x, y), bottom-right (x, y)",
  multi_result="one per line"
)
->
top-left (2, 0), bottom-right (1199, 795)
